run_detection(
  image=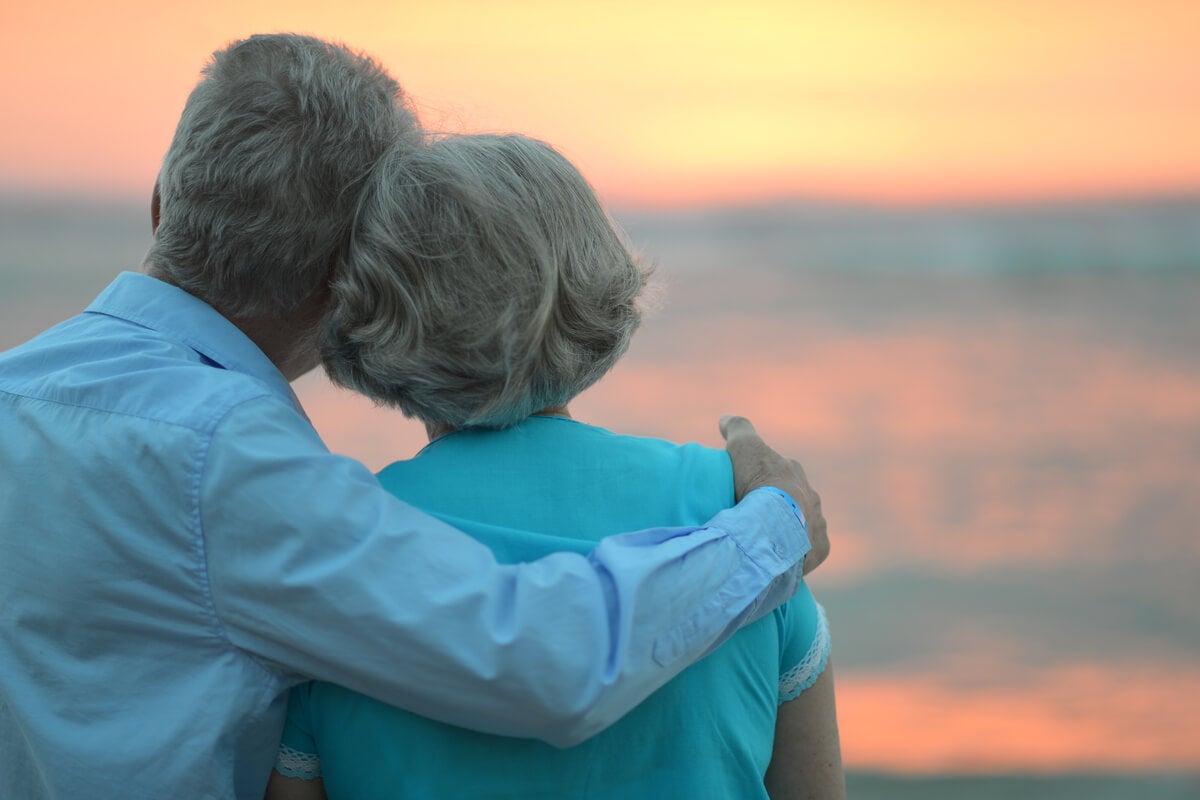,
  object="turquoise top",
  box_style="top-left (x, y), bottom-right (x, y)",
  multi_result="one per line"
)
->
top-left (278, 417), bottom-right (829, 799)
